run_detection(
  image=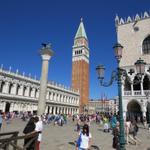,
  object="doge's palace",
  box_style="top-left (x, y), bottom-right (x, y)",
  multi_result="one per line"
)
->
top-left (115, 11), bottom-right (150, 120)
